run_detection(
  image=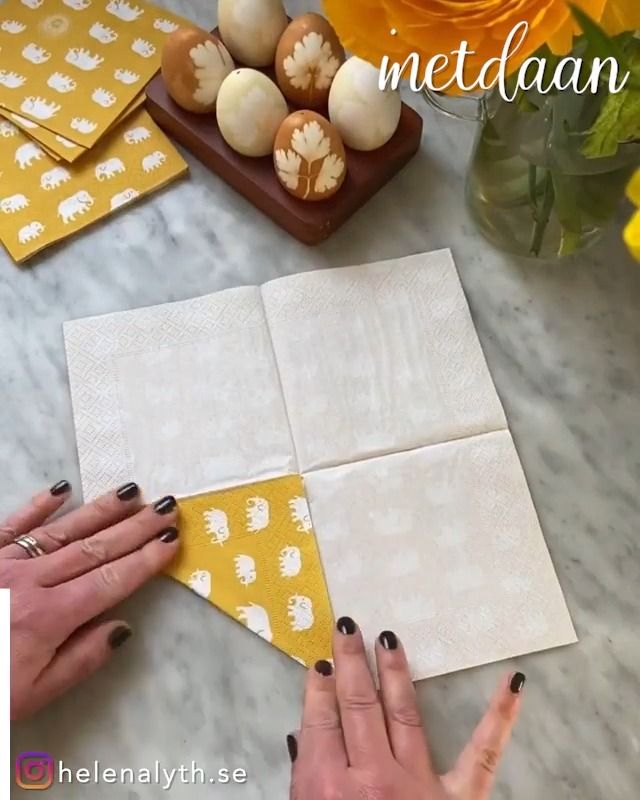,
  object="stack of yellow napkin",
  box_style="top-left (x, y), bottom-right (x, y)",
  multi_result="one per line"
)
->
top-left (0, 0), bottom-right (191, 263)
